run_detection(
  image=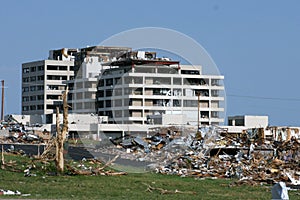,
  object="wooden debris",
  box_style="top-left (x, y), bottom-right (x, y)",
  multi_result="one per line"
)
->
top-left (104, 171), bottom-right (127, 176)
top-left (97, 155), bottom-right (119, 171)
top-left (66, 155), bottom-right (125, 176)
top-left (143, 183), bottom-right (196, 195)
